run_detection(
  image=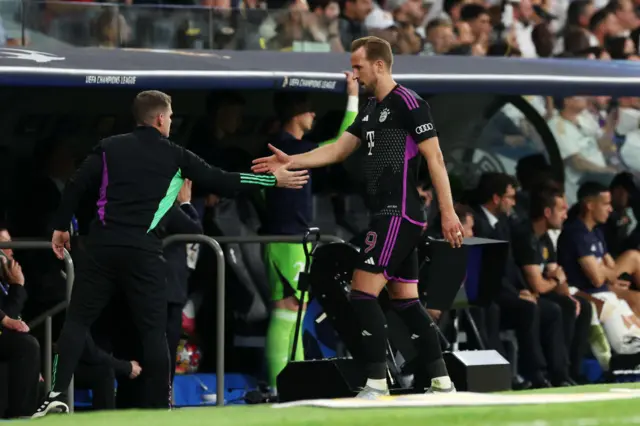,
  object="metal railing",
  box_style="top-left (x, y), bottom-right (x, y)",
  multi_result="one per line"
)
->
top-left (164, 233), bottom-right (342, 406)
top-left (0, 233), bottom-right (342, 410)
top-left (212, 235), bottom-right (344, 244)
top-left (163, 234), bottom-right (225, 406)
top-left (0, 240), bottom-right (75, 410)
